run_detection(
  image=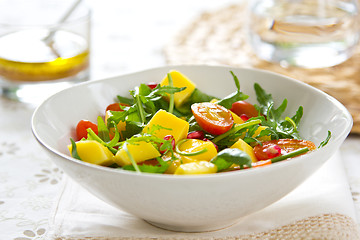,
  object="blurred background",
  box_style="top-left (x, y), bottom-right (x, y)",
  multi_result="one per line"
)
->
top-left (87, 0), bottom-right (239, 79)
